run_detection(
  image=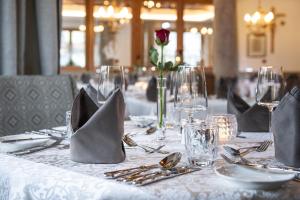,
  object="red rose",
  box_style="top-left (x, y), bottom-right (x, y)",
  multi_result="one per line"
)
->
top-left (155, 29), bottom-right (170, 46)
